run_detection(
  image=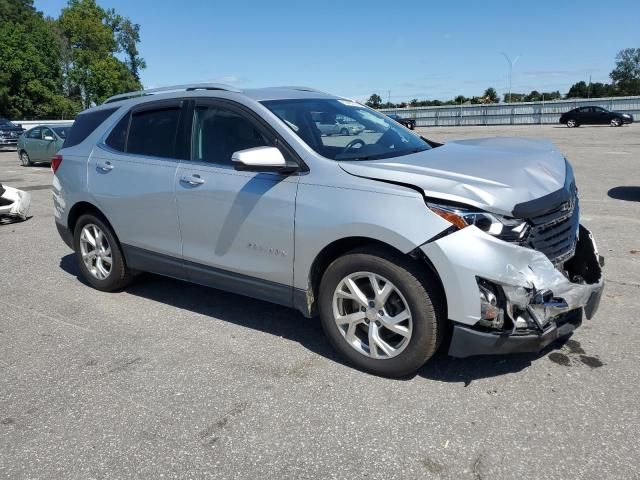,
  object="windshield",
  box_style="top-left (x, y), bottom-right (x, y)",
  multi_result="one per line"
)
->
top-left (52, 126), bottom-right (71, 139)
top-left (262, 99), bottom-right (429, 161)
top-left (0, 119), bottom-right (18, 128)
